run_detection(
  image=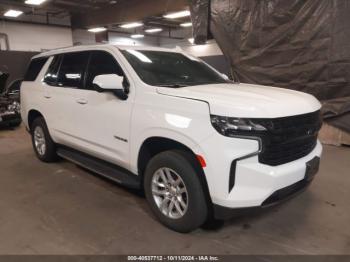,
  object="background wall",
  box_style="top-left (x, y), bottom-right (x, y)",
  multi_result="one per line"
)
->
top-left (0, 21), bottom-right (229, 87)
top-left (0, 21), bottom-right (72, 86)
top-left (108, 32), bottom-right (160, 46)
top-left (0, 21), bottom-right (73, 52)
top-left (0, 50), bottom-right (38, 86)
top-left (72, 29), bottom-right (96, 46)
